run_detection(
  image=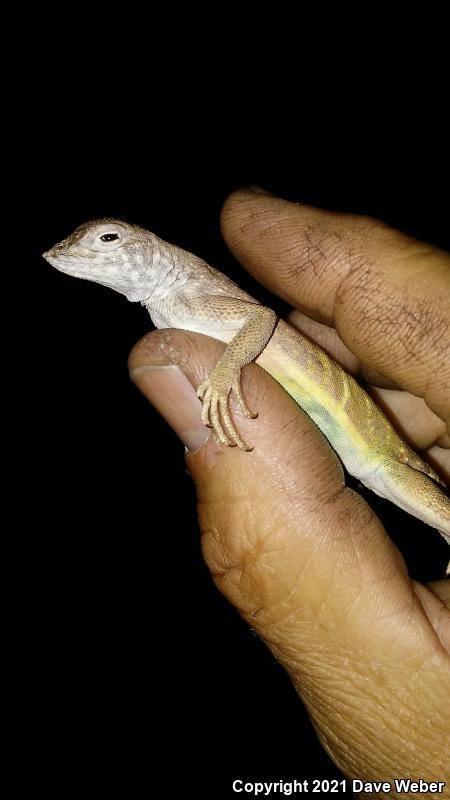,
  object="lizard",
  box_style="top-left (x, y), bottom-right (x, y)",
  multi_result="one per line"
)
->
top-left (43, 218), bottom-right (450, 574)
